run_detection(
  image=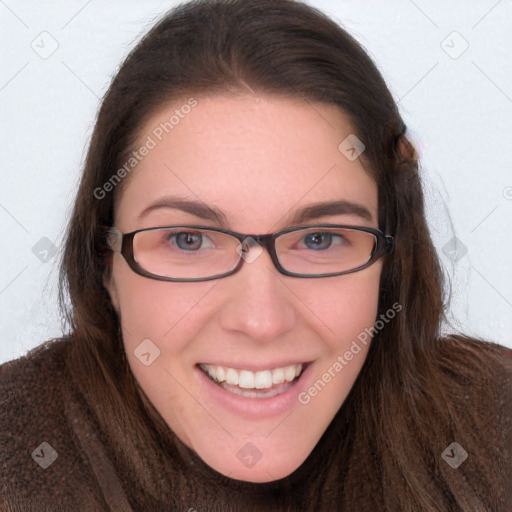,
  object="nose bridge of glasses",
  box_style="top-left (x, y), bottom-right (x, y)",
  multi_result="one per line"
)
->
top-left (213, 232), bottom-right (284, 280)
top-left (250, 233), bottom-right (276, 251)
top-left (233, 233), bottom-right (276, 267)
